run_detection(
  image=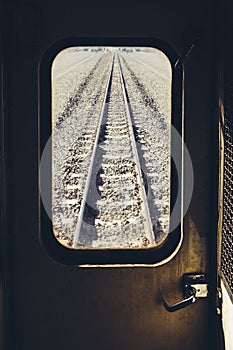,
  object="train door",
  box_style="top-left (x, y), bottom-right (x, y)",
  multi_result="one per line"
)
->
top-left (0, 1), bottom-right (224, 349)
